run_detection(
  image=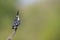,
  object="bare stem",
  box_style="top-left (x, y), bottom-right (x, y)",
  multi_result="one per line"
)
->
top-left (6, 29), bottom-right (17, 40)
